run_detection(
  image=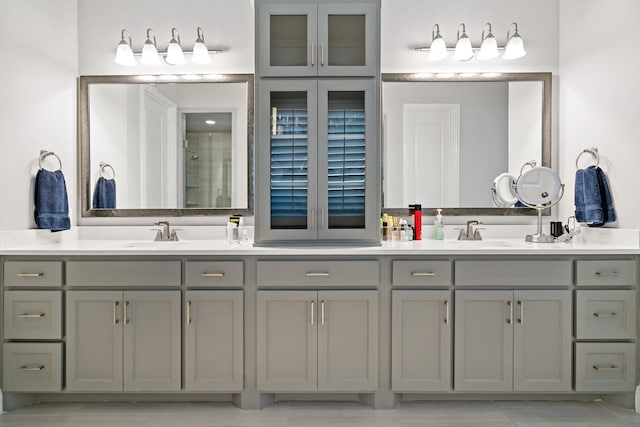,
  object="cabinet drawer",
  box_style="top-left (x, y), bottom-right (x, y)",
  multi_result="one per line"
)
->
top-left (257, 260), bottom-right (378, 287)
top-left (575, 343), bottom-right (636, 392)
top-left (576, 260), bottom-right (637, 286)
top-left (184, 261), bottom-right (243, 287)
top-left (455, 260), bottom-right (572, 286)
top-left (4, 291), bottom-right (62, 339)
top-left (4, 261), bottom-right (62, 287)
top-left (576, 291), bottom-right (636, 340)
top-left (3, 343), bottom-right (62, 392)
top-left (66, 261), bottom-right (181, 286)
top-left (392, 261), bottom-right (451, 286)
